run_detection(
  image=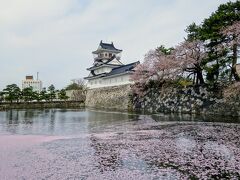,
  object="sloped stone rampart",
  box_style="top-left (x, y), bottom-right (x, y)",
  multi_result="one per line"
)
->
top-left (86, 85), bottom-right (132, 110)
top-left (133, 84), bottom-right (240, 116)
